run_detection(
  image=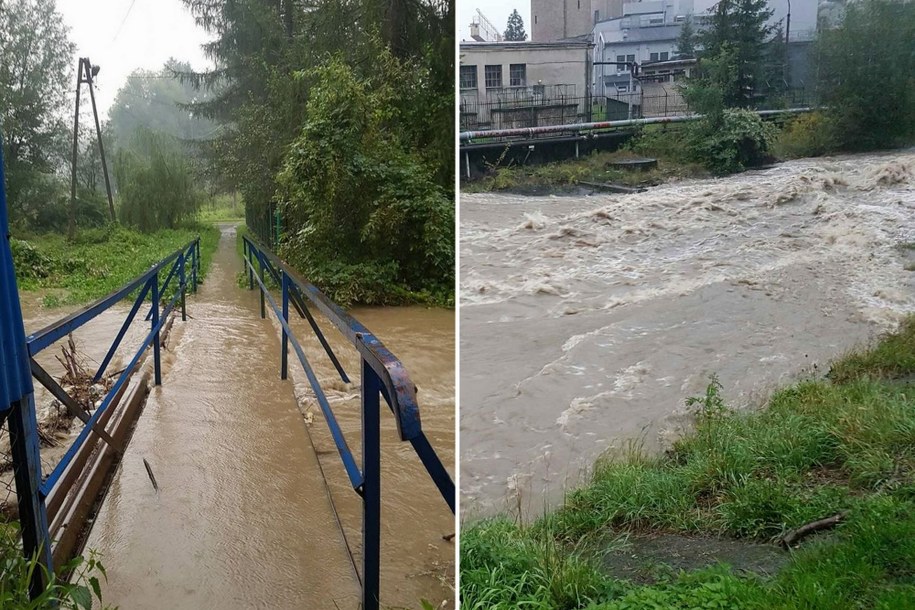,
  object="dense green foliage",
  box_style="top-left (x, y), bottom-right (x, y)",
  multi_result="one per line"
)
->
top-left (0, 0), bottom-right (74, 232)
top-left (675, 0), bottom-right (785, 173)
top-left (686, 108), bottom-right (777, 174)
top-left (462, 317), bottom-right (915, 609)
top-left (13, 224), bottom-right (219, 307)
top-left (0, 524), bottom-right (111, 609)
top-left (692, 0), bottom-right (775, 109)
top-left (276, 55), bottom-right (454, 306)
top-left (178, 0), bottom-right (454, 305)
top-left (816, 0), bottom-right (915, 152)
top-left (504, 9), bottom-right (527, 41)
top-left (114, 129), bottom-right (202, 232)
